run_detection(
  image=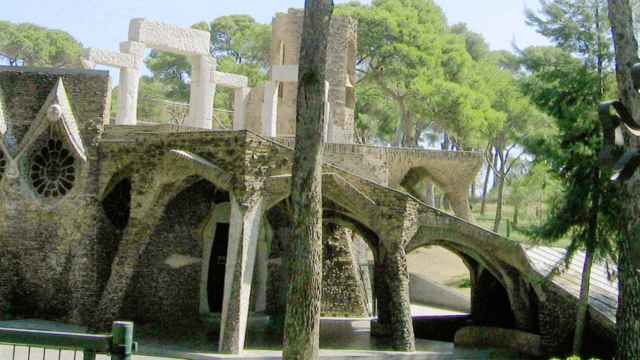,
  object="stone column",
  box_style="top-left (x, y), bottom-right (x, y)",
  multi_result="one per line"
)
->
top-left (381, 246), bottom-right (416, 352)
top-left (219, 194), bottom-right (265, 354)
top-left (233, 87), bottom-right (251, 130)
top-left (447, 189), bottom-right (473, 222)
top-left (186, 55), bottom-right (216, 129)
top-left (261, 81), bottom-right (279, 137)
top-left (117, 41), bottom-right (145, 125)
